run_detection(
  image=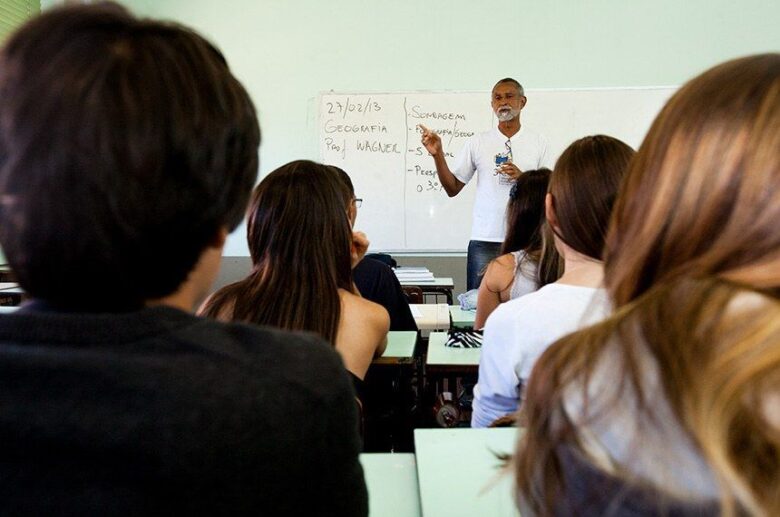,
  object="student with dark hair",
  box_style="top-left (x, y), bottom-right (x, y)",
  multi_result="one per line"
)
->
top-left (474, 168), bottom-right (553, 329)
top-left (515, 54), bottom-right (780, 517)
top-left (199, 160), bottom-right (389, 395)
top-left (331, 166), bottom-right (418, 332)
top-left (471, 135), bottom-right (634, 428)
top-left (0, 4), bottom-right (367, 515)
